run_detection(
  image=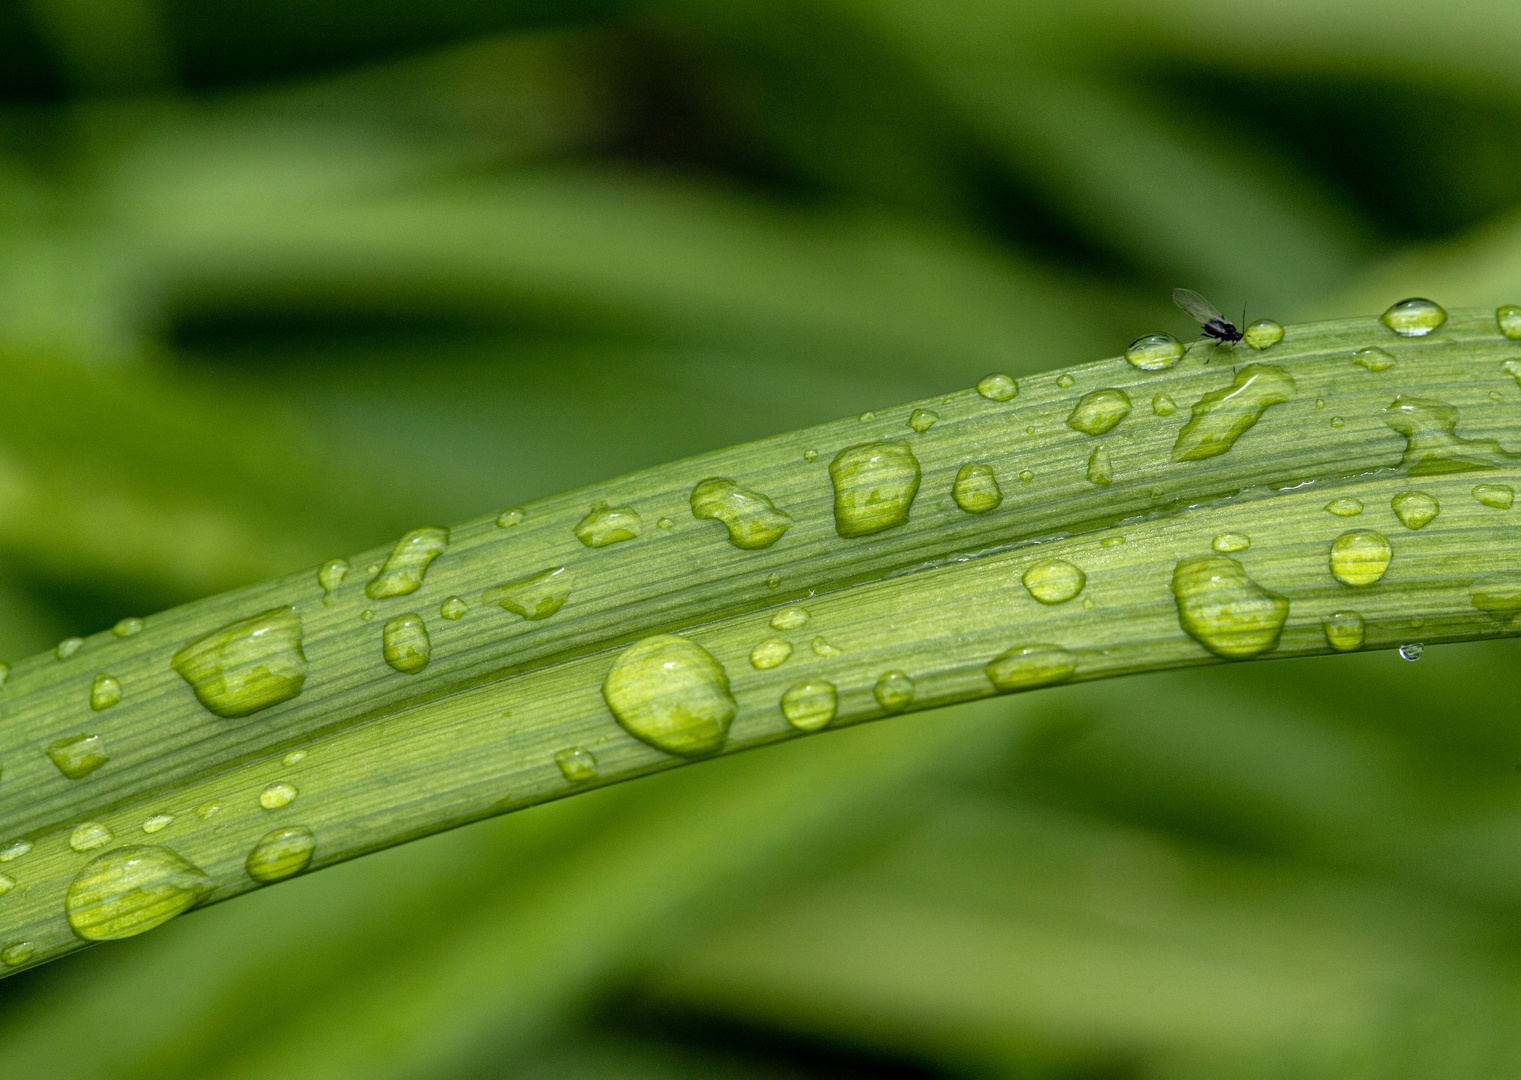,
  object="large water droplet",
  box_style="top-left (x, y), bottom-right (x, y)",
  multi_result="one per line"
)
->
top-left (1383, 396), bottom-right (1521, 474)
top-left (1023, 560), bottom-right (1086, 605)
top-left (1086, 445), bottom-right (1113, 486)
top-left (246, 826), bottom-right (315, 883)
top-left (873, 670), bottom-right (914, 712)
top-left (1212, 533), bottom-right (1250, 553)
top-left (780, 680), bottom-right (836, 731)
top-left (1125, 333), bottom-right (1184, 370)
top-left (1, 941), bottom-right (32, 966)
top-left (1172, 365), bottom-right (1295, 461)
top-left (88, 673), bottom-right (121, 712)
top-left (750, 638), bottom-right (793, 669)
top-left (366, 527), bottom-right (449, 599)
top-left (111, 617), bottom-right (144, 638)
top-left (690, 478), bottom-right (794, 549)
top-left (985, 644), bottom-right (1077, 691)
top-left (172, 607), bottom-right (308, 719)
top-left (1498, 306), bottom-right (1521, 340)
top-left (55, 637), bottom-right (83, 660)
top-left (1243, 320), bottom-right (1284, 350)
top-left (1325, 497), bottom-right (1363, 517)
top-left (481, 566), bottom-right (571, 620)
top-left (1152, 394), bottom-right (1177, 416)
top-left (976, 373), bottom-right (1018, 401)
top-left (1380, 298), bottom-right (1446, 336)
top-left (1329, 531), bottom-right (1391, 586)
top-left (1470, 572), bottom-right (1521, 623)
top-left (1391, 491), bottom-right (1439, 529)
top-left (317, 559), bottom-right (348, 603)
top-left (771, 608), bottom-right (810, 630)
top-left (952, 464), bottom-right (1002, 513)
top-left (70, 822), bottom-right (113, 852)
top-left (260, 782), bottom-right (298, 810)
top-left (574, 503), bottom-right (642, 548)
top-left (908, 409), bottom-right (939, 433)
top-left (1171, 555), bottom-right (1289, 659)
top-left (829, 441), bottom-right (921, 538)
top-left (1399, 643), bottom-right (1425, 661)
top-left (1473, 484), bottom-right (1514, 509)
top-left (47, 733), bottom-right (109, 779)
top-left (602, 635), bottom-right (736, 757)
top-left (554, 747), bottom-right (598, 782)
top-left (382, 613), bottom-right (431, 674)
top-left (65, 846), bottom-right (214, 941)
top-left (1066, 389), bottom-right (1132, 436)
top-left (1321, 611), bottom-right (1365, 652)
